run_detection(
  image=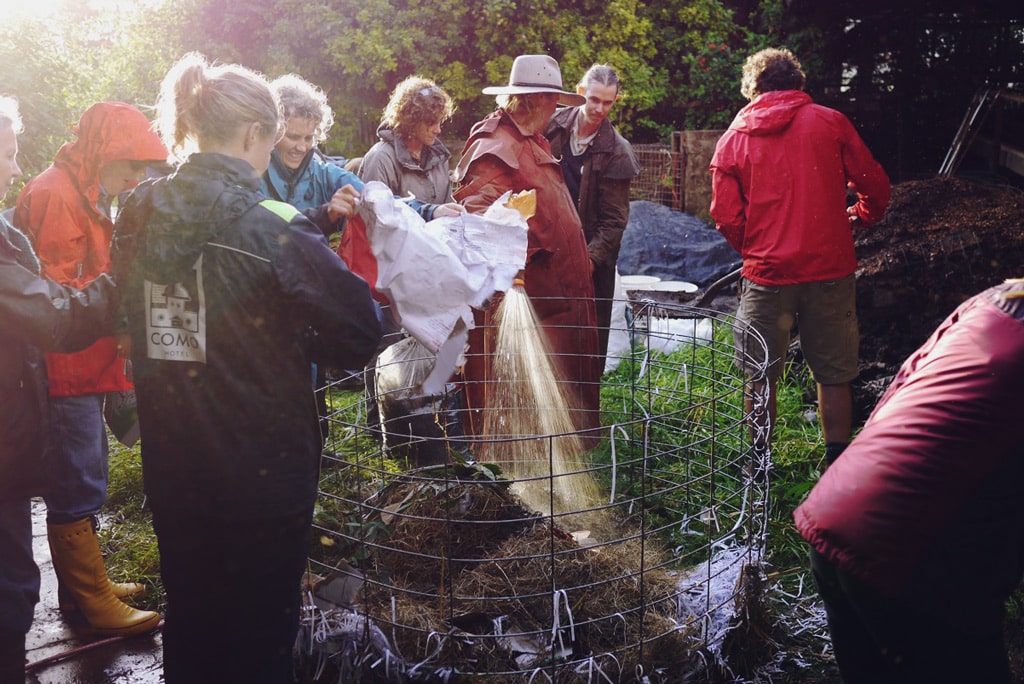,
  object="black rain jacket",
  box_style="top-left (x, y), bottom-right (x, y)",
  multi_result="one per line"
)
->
top-left (113, 153), bottom-right (382, 520)
top-left (0, 217), bottom-right (116, 498)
